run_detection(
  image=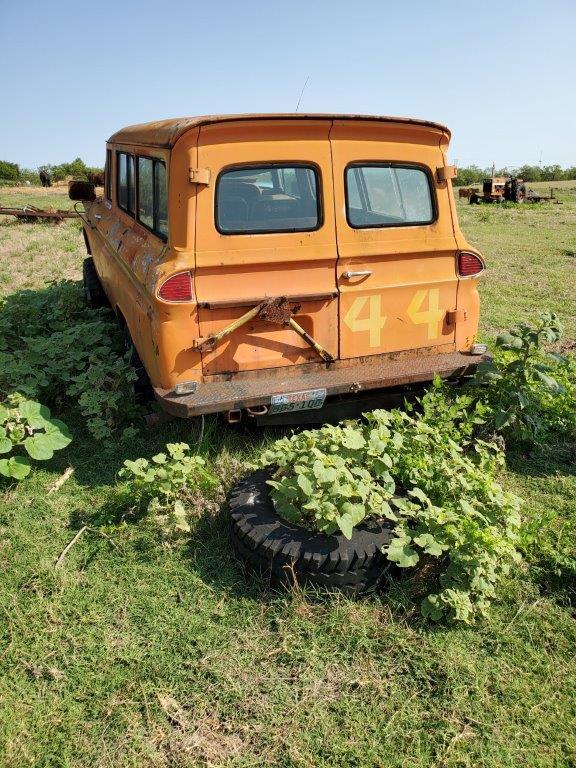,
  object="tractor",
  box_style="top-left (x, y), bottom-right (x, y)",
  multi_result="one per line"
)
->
top-left (469, 175), bottom-right (526, 204)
